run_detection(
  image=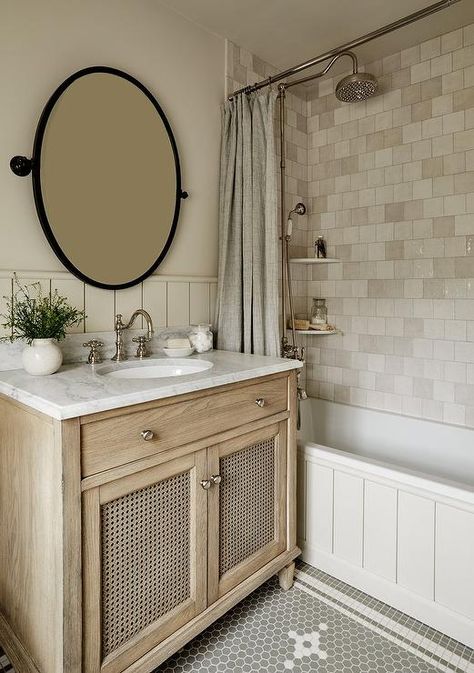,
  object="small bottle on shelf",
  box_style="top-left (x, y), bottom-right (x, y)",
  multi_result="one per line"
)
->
top-left (311, 298), bottom-right (328, 327)
top-left (315, 236), bottom-right (327, 258)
